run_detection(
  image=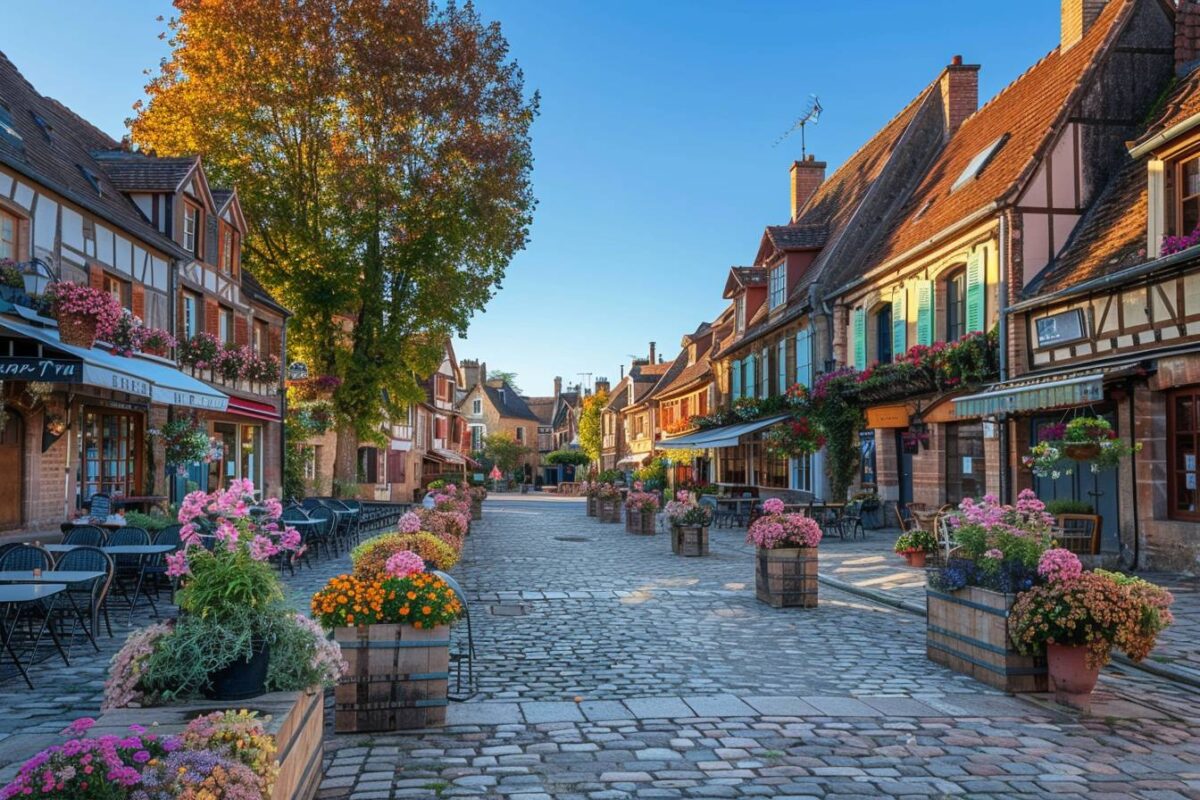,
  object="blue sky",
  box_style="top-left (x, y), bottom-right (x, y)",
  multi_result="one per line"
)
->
top-left (3, 1), bottom-right (1060, 398)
